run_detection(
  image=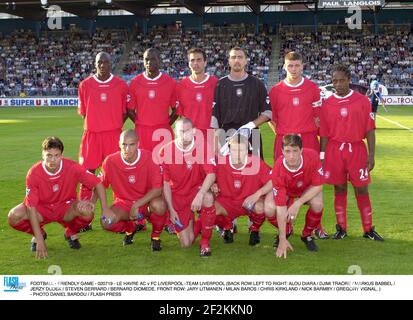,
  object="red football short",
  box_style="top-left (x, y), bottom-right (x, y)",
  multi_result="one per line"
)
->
top-left (135, 124), bottom-right (174, 152)
top-left (323, 140), bottom-right (371, 187)
top-left (36, 199), bottom-right (75, 225)
top-left (80, 129), bottom-right (121, 170)
top-left (171, 188), bottom-right (200, 231)
top-left (215, 196), bottom-right (250, 221)
top-left (112, 199), bottom-right (148, 217)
